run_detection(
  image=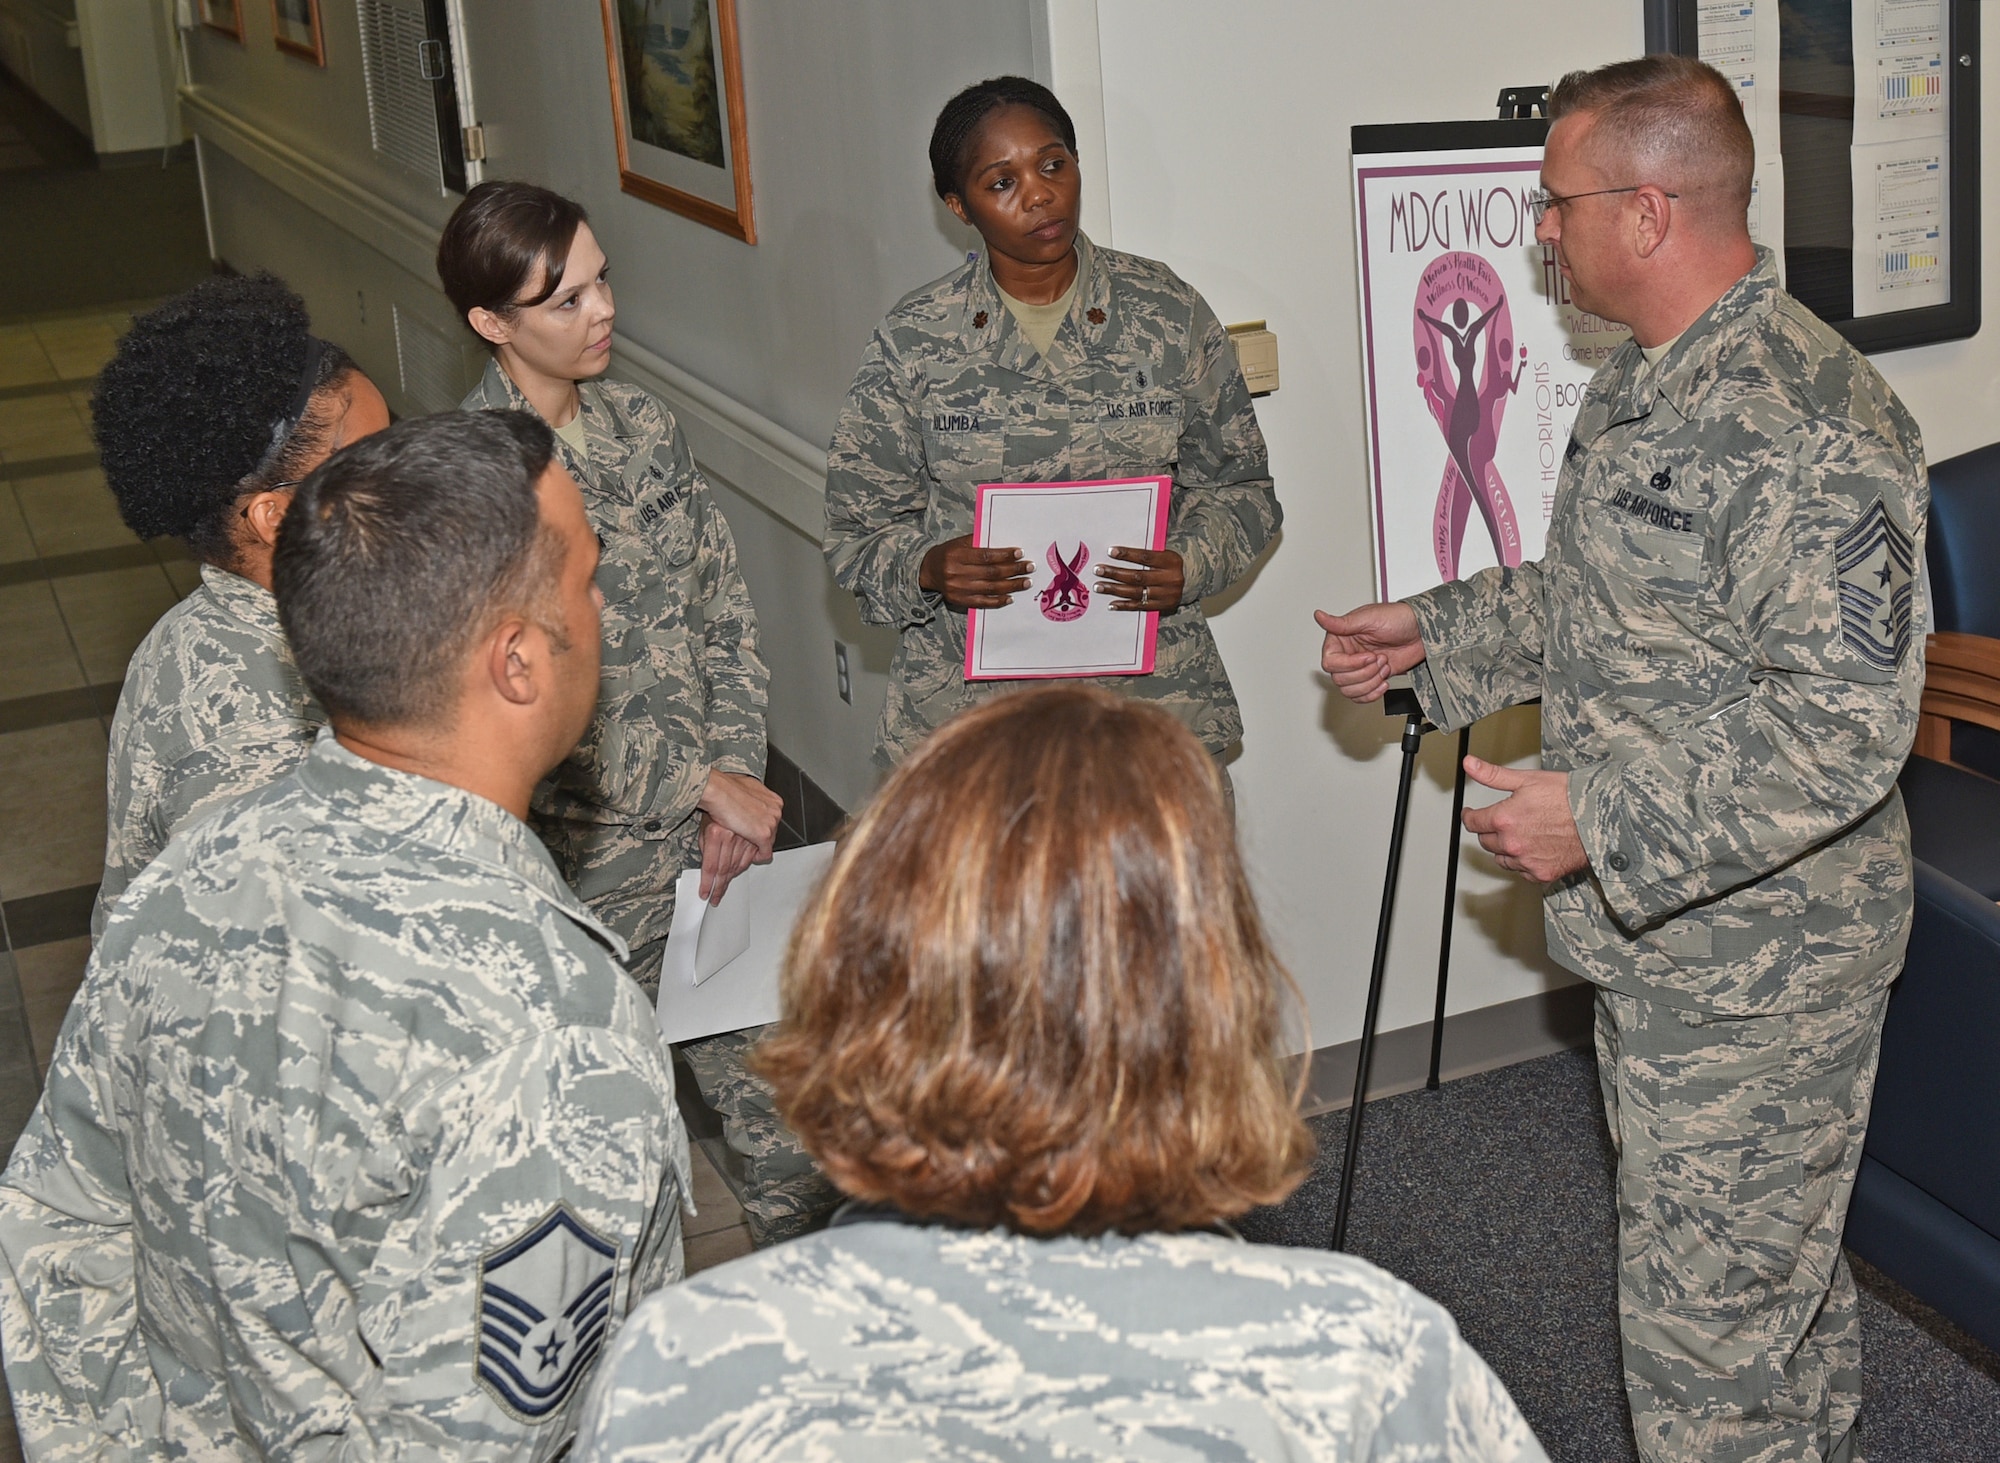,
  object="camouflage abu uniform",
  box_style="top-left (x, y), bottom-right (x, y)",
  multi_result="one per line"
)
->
top-left (462, 360), bottom-right (766, 985)
top-left (465, 362), bottom-right (837, 1249)
top-left (0, 732), bottom-right (688, 1459)
top-left (1406, 252), bottom-right (1926, 1463)
top-left (826, 232), bottom-right (1279, 766)
top-left (572, 1216), bottom-right (1551, 1462)
top-left (92, 563), bottom-right (322, 939)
